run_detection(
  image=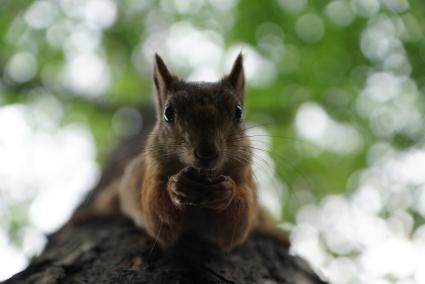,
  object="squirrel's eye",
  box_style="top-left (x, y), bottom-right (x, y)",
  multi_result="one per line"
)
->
top-left (234, 105), bottom-right (243, 122)
top-left (163, 105), bottom-right (175, 123)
